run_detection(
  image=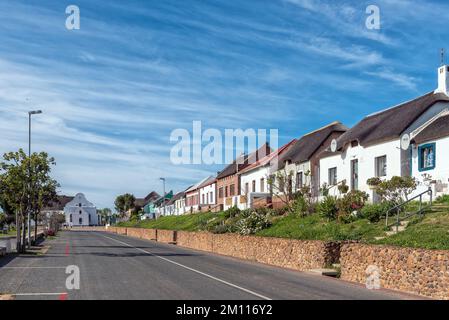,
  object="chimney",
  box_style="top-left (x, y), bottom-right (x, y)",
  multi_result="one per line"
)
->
top-left (435, 65), bottom-right (449, 96)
